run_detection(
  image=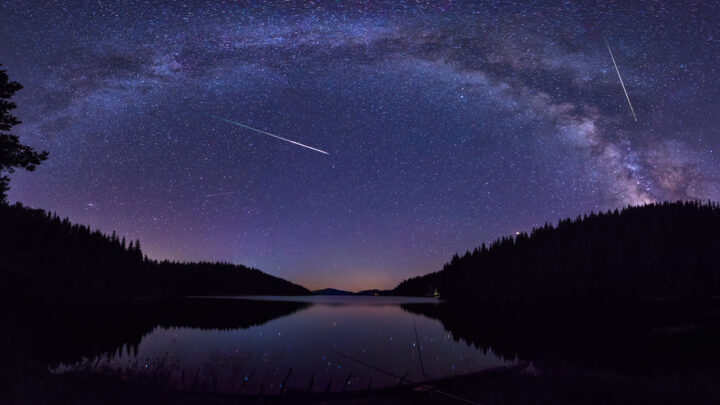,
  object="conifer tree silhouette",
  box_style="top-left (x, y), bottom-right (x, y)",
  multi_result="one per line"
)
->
top-left (0, 65), bottom-right (48, 202)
